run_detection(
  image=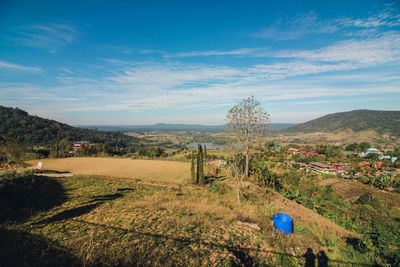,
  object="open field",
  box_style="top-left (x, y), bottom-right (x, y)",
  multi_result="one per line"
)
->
top-left (26, 158), bottom-right (190, 184)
